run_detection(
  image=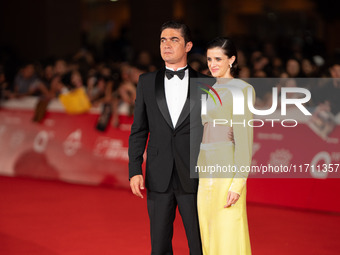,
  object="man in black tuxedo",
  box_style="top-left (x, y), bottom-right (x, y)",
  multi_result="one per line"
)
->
top-left (128, 21), bottom-right (205, 255)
